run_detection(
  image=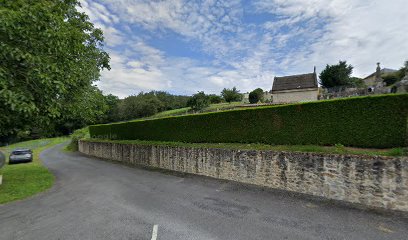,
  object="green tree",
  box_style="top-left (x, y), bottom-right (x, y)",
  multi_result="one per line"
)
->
top-left (57, 86), bottom-right (109, 134)
top-left (348, 77), bottom-right (366, 88)
top-left (187, 92), bottom-right (210, 111)
top-left (0, 0), bottom-right (110, 138)
top-left (221, 87), bottom-right (242, 103)
top-left (382, 74), bottom-right (400, 86)
top-left (103, 94), bottom-right (121, 123)
top-left (208, 94), bottom-right (223, 104)
top-left (396, 60), bottom-right (408, 80)
top-left (248, 88), bottom-right (264, 104)
top-left (319, 61), bottom-right (353, 88)
top-left (118, 93), bottom-right (163, 120)
top-left (153, 91), bottom-right (190, 111)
